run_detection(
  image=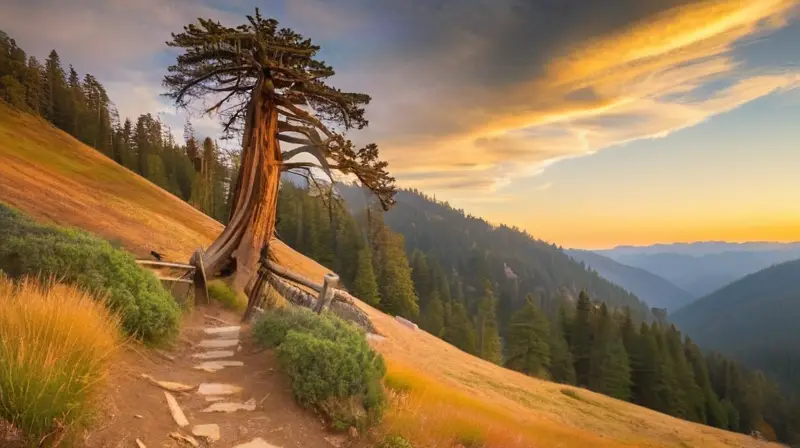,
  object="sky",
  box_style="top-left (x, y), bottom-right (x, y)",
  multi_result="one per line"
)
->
top-left (1, 0), bottom-right (799, 249)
